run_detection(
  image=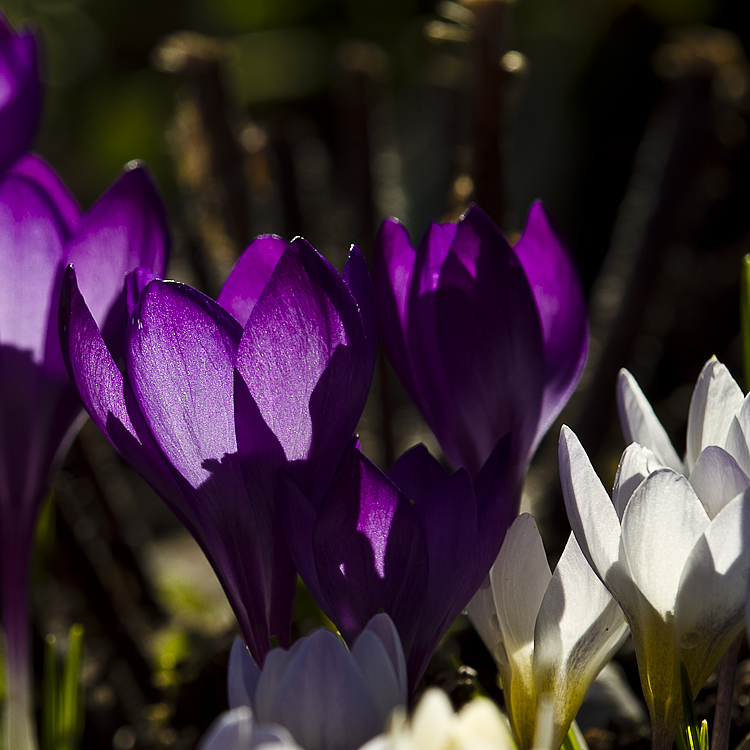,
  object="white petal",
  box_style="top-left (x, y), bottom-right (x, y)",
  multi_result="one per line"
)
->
top-left (228, 638), bottom-right (261, 710)
top-left (409, 690), bottom-right (455, 750)
top-left (261, 630), bottom-right (385, 750)
top-left (725, 393), bottom-right (750, 476)
top-left (352, 615), bottom-right (408, 720)
top-left (617, 370), bottom-right (683, 473)
top-left (198, 707), bottom-right (254, 750)
top-left (559, 426), bottom-right (622, 581)
top-left (198, 708), bottom-right (301, 750)
top-left (466, 576), bottom-right (504, 668)
top-left (533, 534), bottom-right (629, 750)
top-left (688, 446), bottom-right (750, 519)
top-left (685, 358), bottom-right (744, 474)
top-left (674, 489), bottom-right (750, 695)
top-left (676, 489), bottom-right (750, 647)
top-left (612, 443), bottom-right (662, 520)
top-left (489, 514), bottom-right (551, 660)
top-left (620, 470), bottom-right (709, 618)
